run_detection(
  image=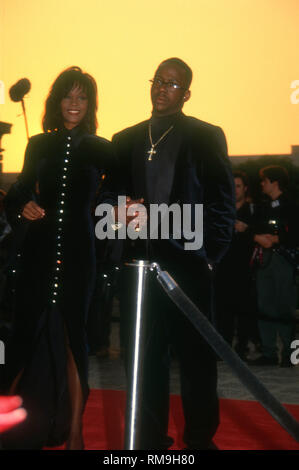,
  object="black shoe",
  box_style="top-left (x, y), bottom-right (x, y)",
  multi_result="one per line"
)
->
top-left (184, 441), bottom-right (219, 450)
top-left (207, 441), bottom-right (219, 450)
top-left (248, 355), bottom-right (278, 366)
